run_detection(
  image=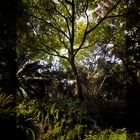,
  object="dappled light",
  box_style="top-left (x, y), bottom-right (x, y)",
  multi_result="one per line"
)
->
top-left (0, 0), bottom-right (140, 139)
